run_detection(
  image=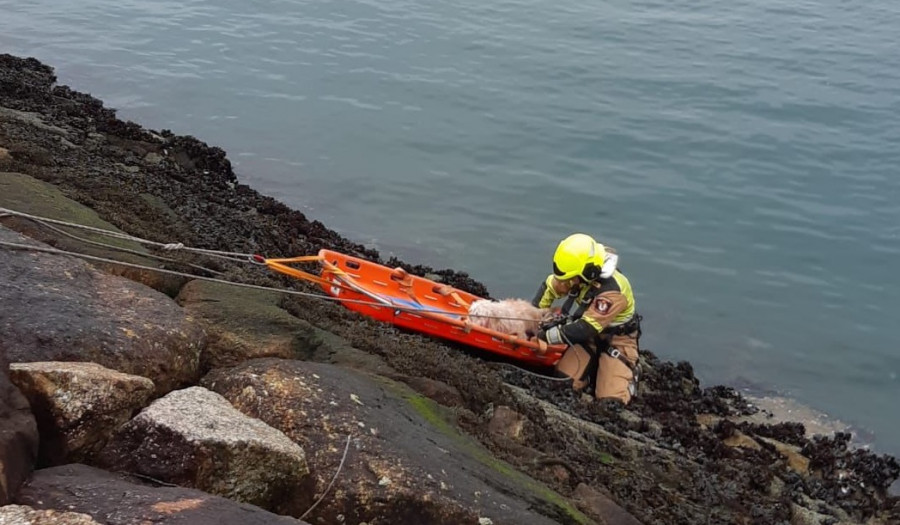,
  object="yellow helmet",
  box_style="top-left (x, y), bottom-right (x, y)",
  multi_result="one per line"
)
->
top-left (552, 233), bottom-right (606, 281)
